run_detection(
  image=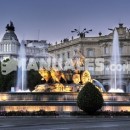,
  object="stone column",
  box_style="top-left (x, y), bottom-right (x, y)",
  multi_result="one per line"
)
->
top-left (7, 43), bottom-right (9, 52)
top-left (9, 44), bottom-right (11, 52)
top-left (0, 45), bottom-right (1, 52)
top-left (1, 44), bottom-right (3, 52)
